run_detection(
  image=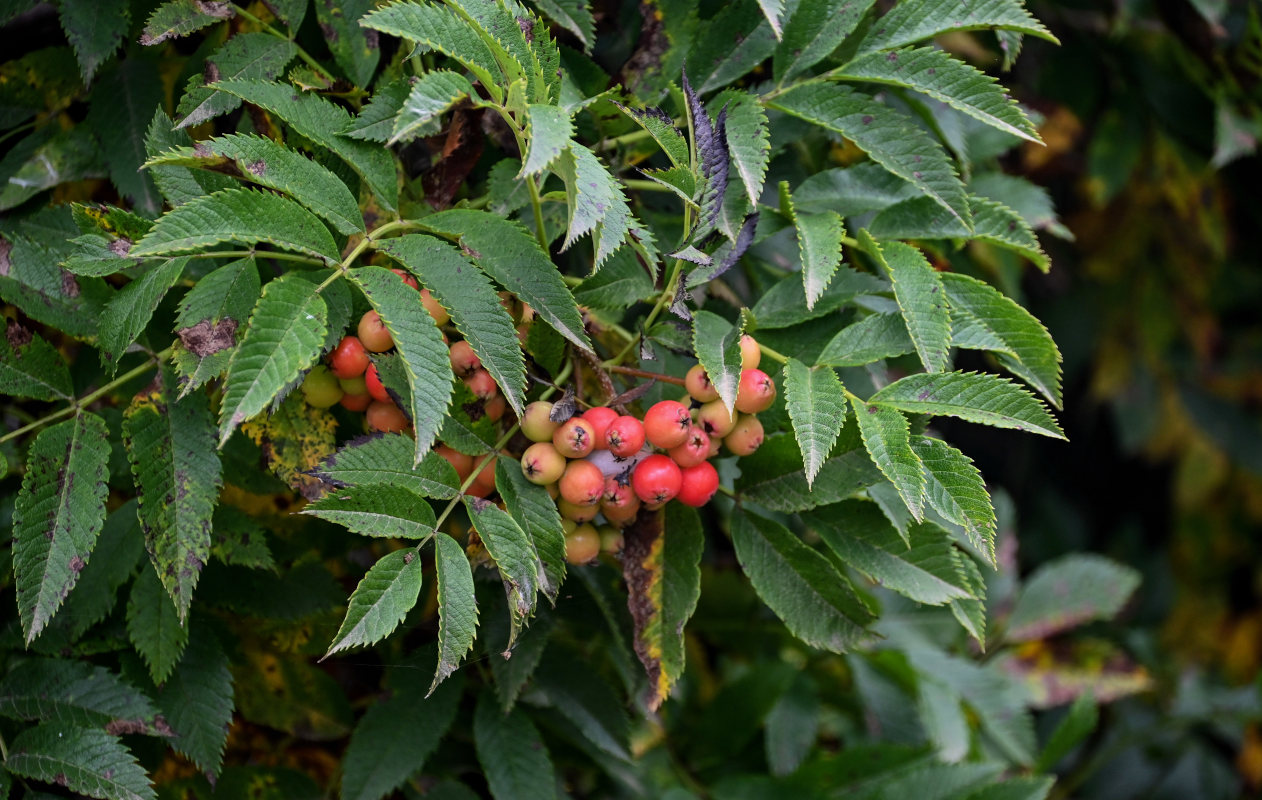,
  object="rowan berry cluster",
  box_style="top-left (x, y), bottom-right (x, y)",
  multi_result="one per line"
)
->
top-left (302, 269), bottom-right (506, 433)
top-left (520, 334), bottom-right (773, 566)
